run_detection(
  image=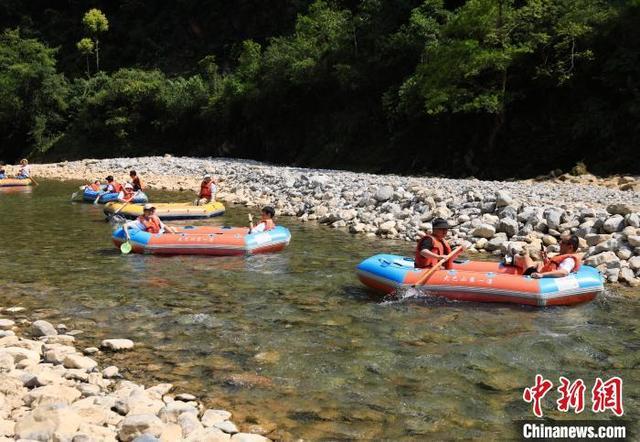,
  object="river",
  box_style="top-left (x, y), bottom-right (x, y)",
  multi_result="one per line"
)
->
top-left (0, 180), bottom-right (637, 439)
